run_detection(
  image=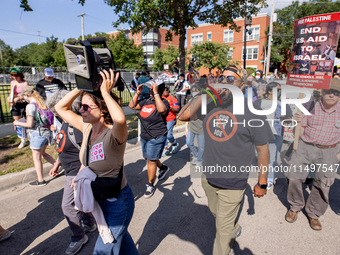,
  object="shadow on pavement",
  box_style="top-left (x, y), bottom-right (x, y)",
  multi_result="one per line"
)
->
top-left (329, 178), bottom-right (340, 215)
top-left (237, 184), bottom-right (255, 219)
top-left (136, 175), bottom-right (215, 255)
top-left (1, 189), bottom-right (65, 254)
top-left (233, 241), bottom-right (254, 255)
top-left (1, 188), bottom-right (97, 255)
